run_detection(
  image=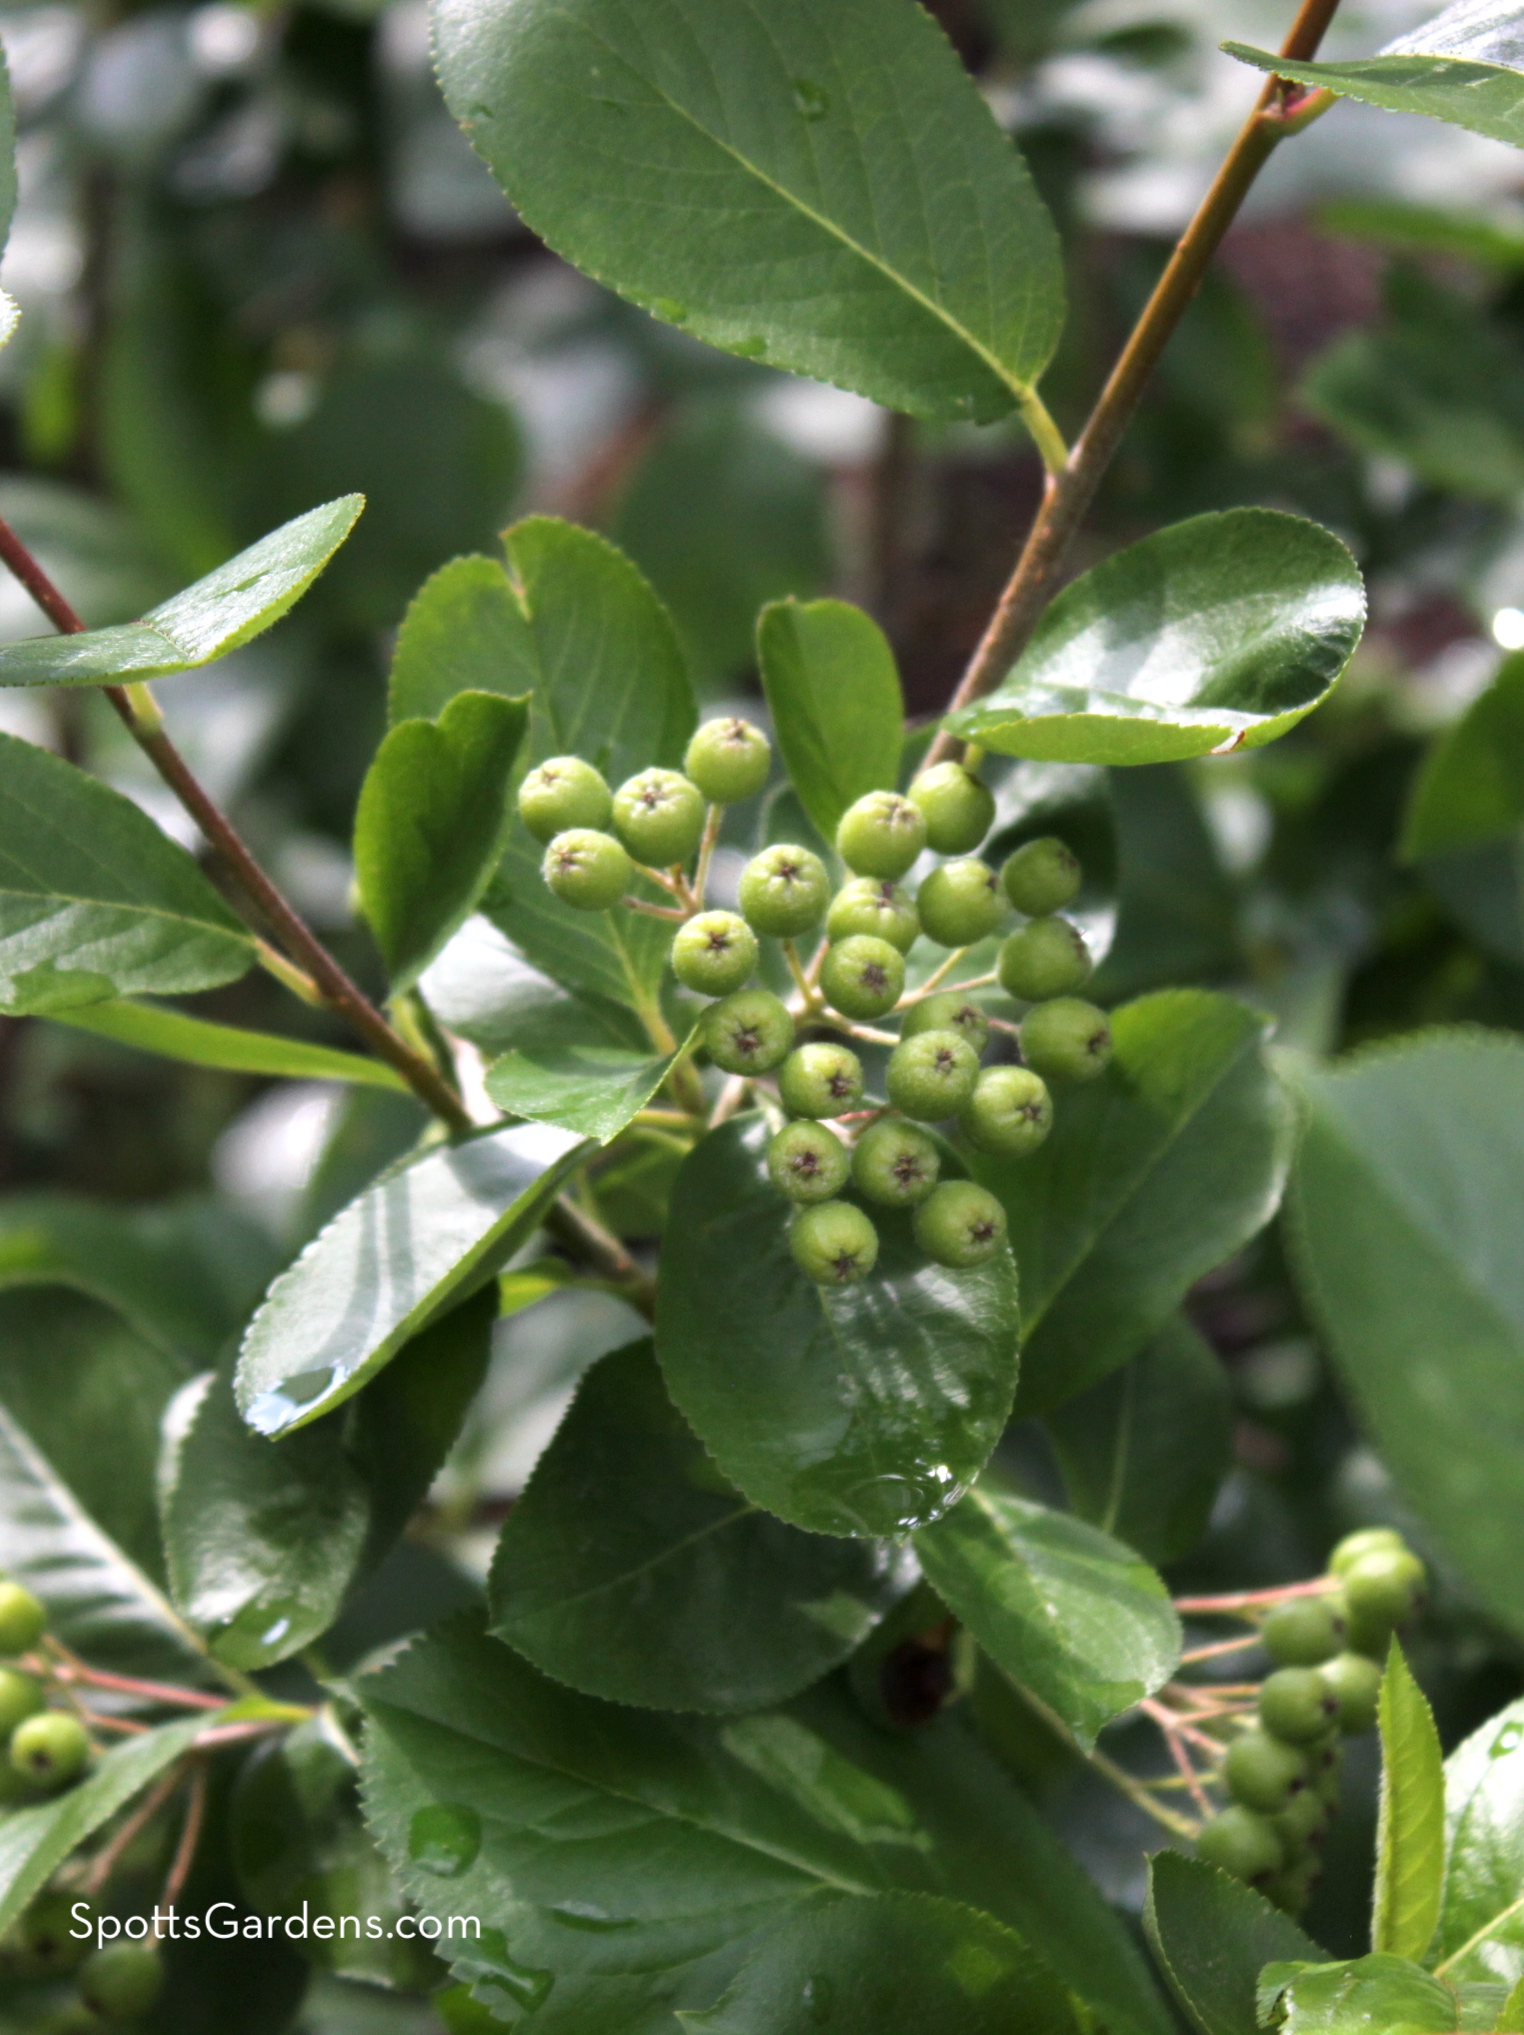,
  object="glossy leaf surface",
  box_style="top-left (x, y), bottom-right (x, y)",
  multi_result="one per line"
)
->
top-left (485, 1038), bottom-right (685, 1144)
top-left (758, 599), bottom-right (904, 842)
top-left (1375, 1643), bottom-right (1446, 1961)
top-left (47, 998), bottom-right (409, 1089)
top-left (1435, 1695), bottom-right (1524, 1985)
top-left (1143, 1852), bottom-right (1325, 2035)
top-left (1258, 1955), bottom-right (1463, 2035)
top-left (1401, 653), bottom-right (1524, 963)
